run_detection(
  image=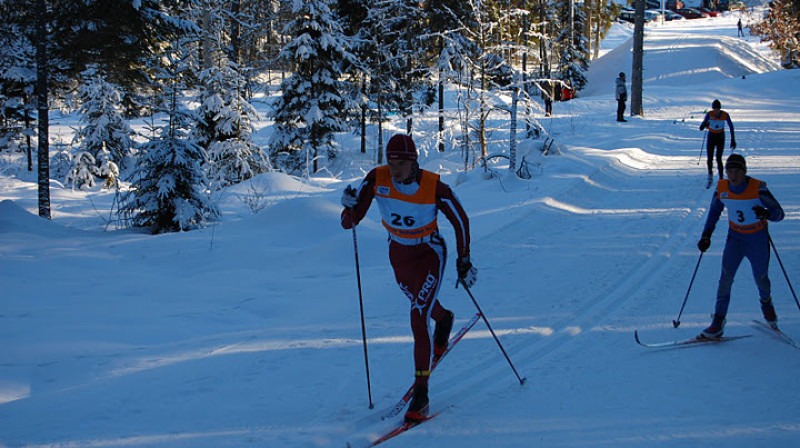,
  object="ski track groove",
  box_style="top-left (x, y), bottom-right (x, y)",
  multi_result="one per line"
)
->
top-left (433, 153), bottom-right (714, 411)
